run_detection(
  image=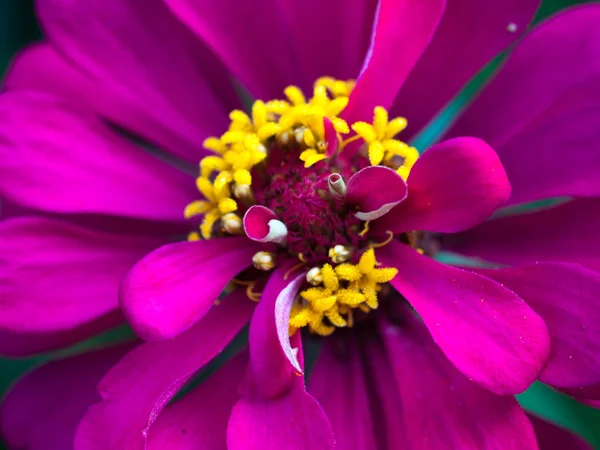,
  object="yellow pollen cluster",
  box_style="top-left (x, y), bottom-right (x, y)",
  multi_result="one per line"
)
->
top-left (289, 249), bottom-right (397, 336)
top-left (352, 107), bottom-right (419, 180)
top-left (184, 76), bottom-right (418, 240)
